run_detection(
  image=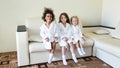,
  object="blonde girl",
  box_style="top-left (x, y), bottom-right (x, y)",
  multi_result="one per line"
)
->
top-left (70, 16), bottom-right (86, 56)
